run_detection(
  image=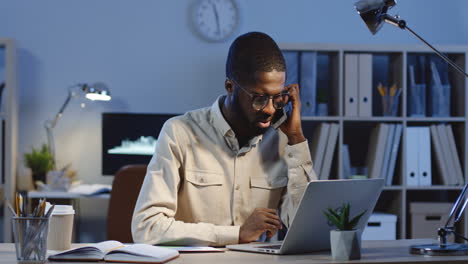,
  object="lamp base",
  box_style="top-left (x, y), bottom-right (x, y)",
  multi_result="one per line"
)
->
top-left (410, 243), bottom-right (468, 256)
